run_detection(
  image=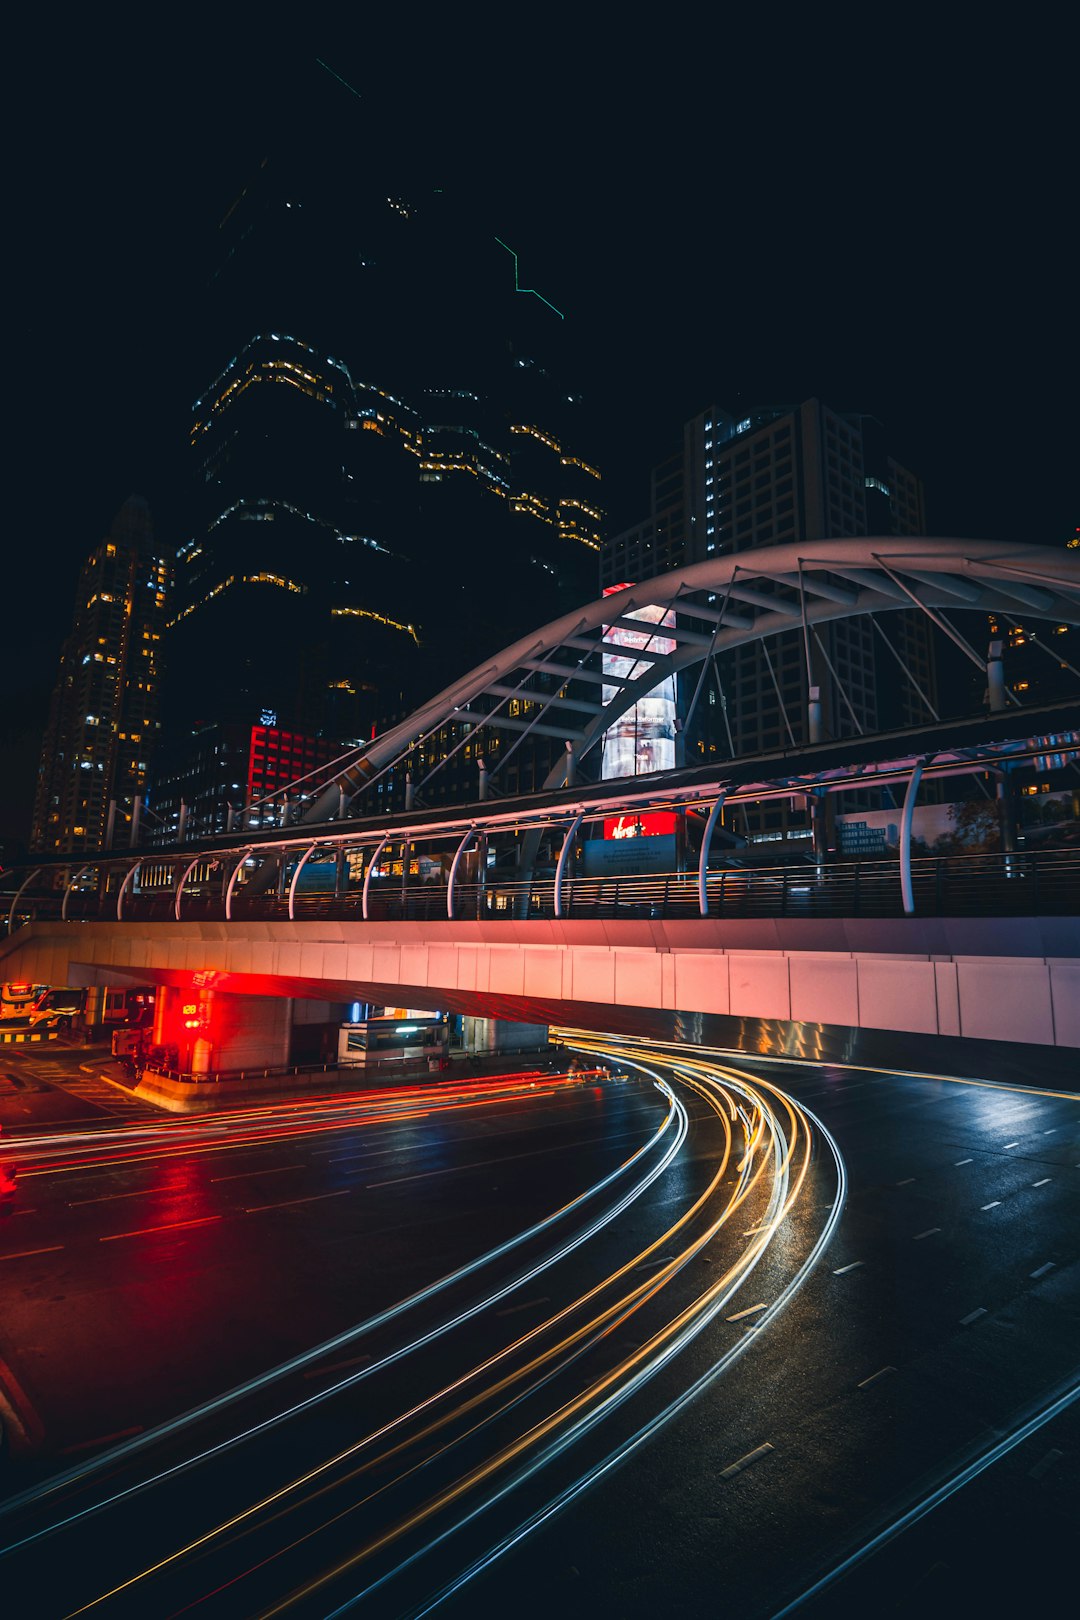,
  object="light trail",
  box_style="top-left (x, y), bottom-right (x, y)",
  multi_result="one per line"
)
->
top-left (261, 1042), bottom-right (835, 1617)
top-left (0, 1076), bottom-right (682, 1555)
top-left (48, 1041), bottom-right (834, 1619)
